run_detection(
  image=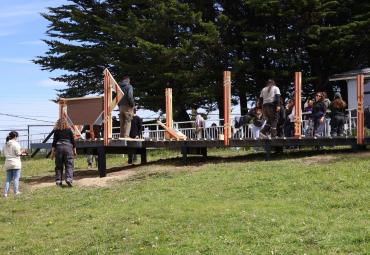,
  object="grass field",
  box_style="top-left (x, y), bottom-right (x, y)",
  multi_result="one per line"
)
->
top-left (0, 147), bottom-right (370, 254)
